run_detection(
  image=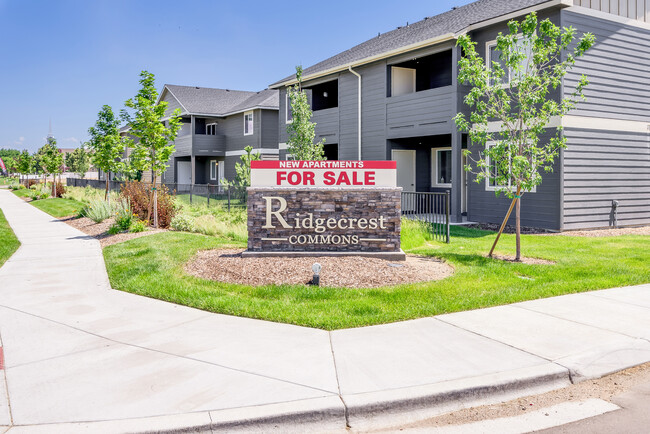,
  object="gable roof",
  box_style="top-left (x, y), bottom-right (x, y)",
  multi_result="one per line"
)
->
top-left (270, 0), bottom-right (566, 88)
top-left (161, 85), bottom-right (278, 116)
